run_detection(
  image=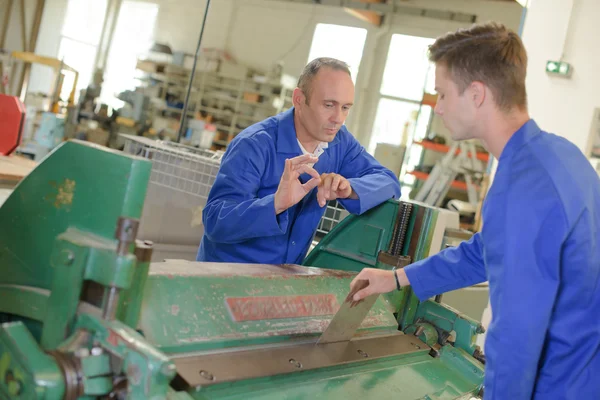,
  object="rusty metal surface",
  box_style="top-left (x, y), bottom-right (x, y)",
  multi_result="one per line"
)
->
top-left (172, 332), bottom-right (429, 389)
top-left (317, 280), bottom-right (379, 344)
